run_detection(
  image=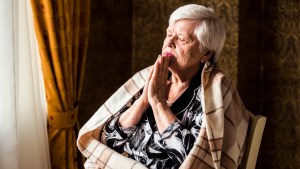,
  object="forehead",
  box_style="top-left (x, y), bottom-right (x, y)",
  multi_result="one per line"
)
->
top-left (166, 20), bottom-right (198, 34)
